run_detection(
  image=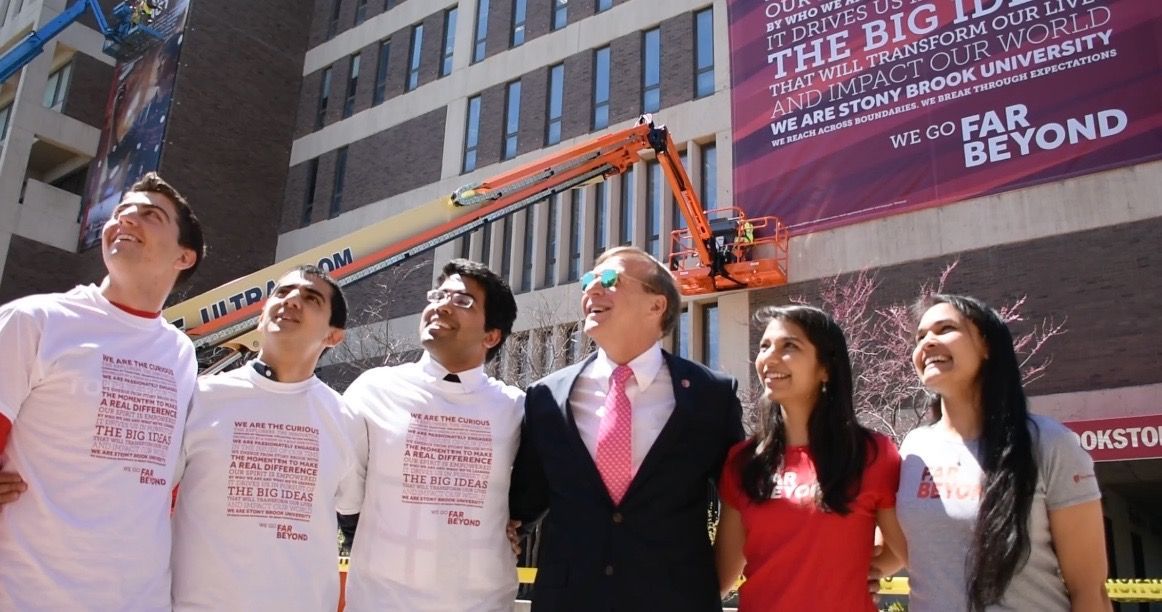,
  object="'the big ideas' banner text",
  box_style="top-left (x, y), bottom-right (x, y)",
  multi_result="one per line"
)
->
top-left (727, 0), bottom-right (1162, 232)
